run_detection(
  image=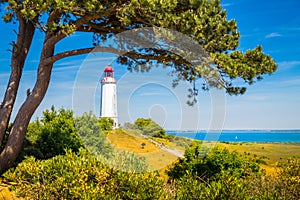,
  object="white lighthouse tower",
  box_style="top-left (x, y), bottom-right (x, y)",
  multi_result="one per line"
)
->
top-left (100, 64), bottom-right (118, 128)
